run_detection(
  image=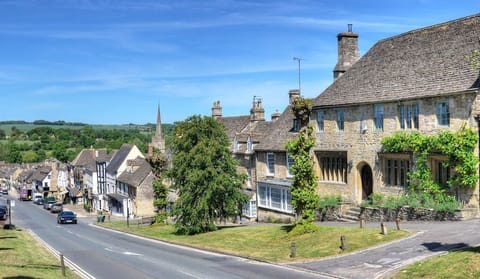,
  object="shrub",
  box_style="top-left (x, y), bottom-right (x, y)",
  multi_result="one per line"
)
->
top-left (318, 195), bottom-right (342, 209)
